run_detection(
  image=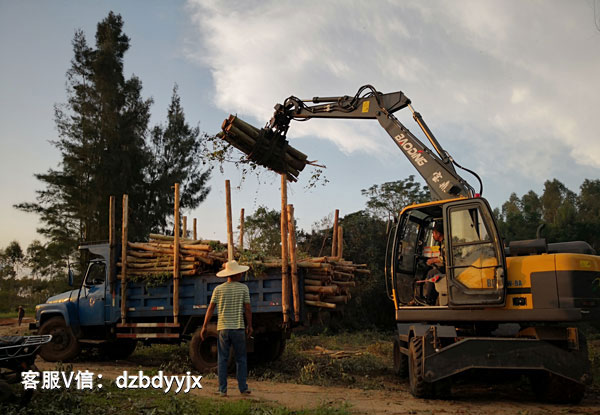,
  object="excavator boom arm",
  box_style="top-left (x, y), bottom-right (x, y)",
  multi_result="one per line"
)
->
top-left (268, 85), bottom-right (475, 200)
